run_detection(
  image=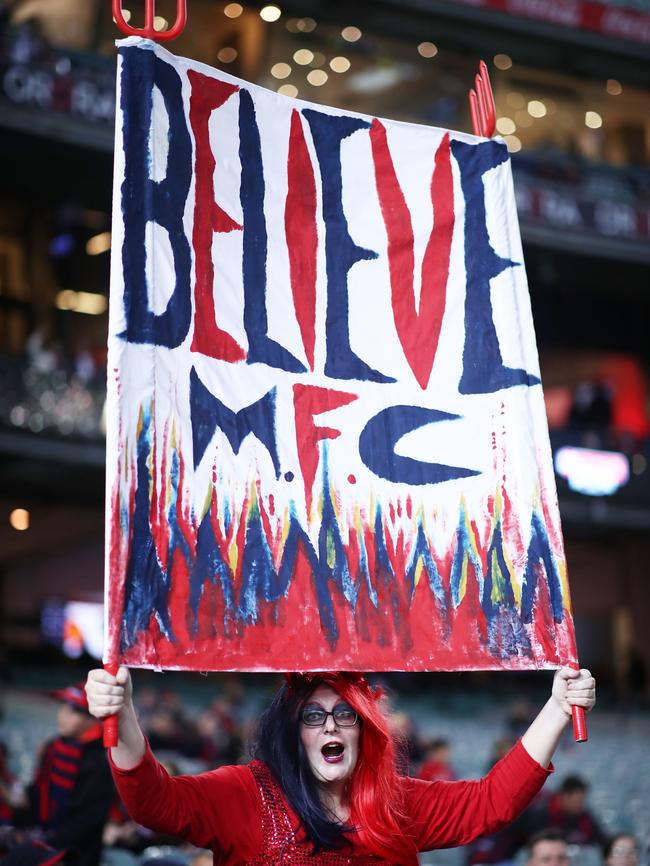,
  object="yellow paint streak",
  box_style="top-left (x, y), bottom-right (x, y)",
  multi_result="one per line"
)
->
top-left (326, 531), bottom-right (336, 569)
top-left (414, 558), bottom-right (424, 587)
top-left (201, 484), bottom-right (212, 521)
top-left (331, 485), bottom-right (341, 522)
top-left (490, 549), bottom-right (504, 604)
top-left (280, 507), bottom-right (291, 547)
top-left (494, 484), bottom-right (503, 521)
top-left (559, 559), bottom-right (572, 612)
top-left (353, 504), bottom-right (363, 536)
top-left (147, 444), bottom-right (154, 500)
top-left (228, 541), bottom-right (238, 574)
top-left (458, 555), bottom-right (468, 603)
